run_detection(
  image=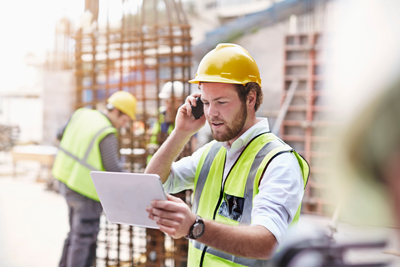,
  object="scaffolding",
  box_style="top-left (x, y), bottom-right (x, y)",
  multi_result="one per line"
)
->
top-left (280, 33), bottom-right (333, 215)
